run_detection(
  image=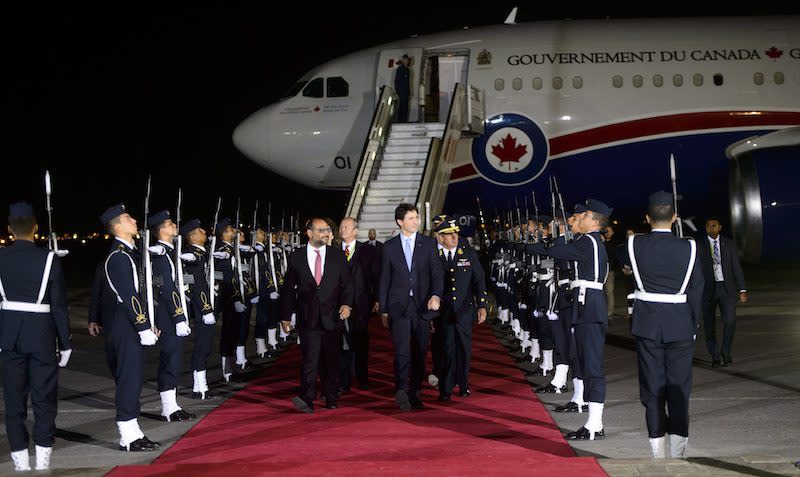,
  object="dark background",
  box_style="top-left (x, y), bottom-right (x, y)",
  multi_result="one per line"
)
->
top-left (3, 5), bottom-right (798, 284)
